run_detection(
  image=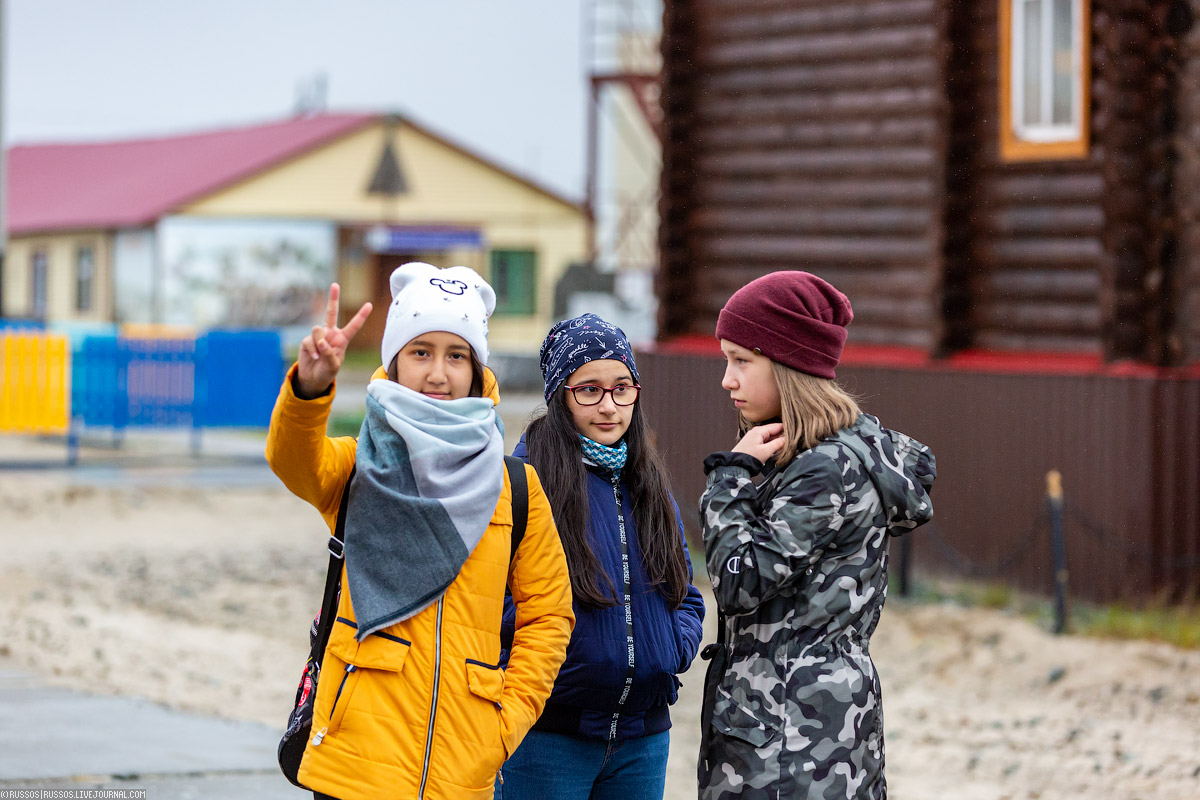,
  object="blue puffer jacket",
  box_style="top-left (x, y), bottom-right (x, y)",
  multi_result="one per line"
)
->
top-left (501, 435), bottom-right (706, 742)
